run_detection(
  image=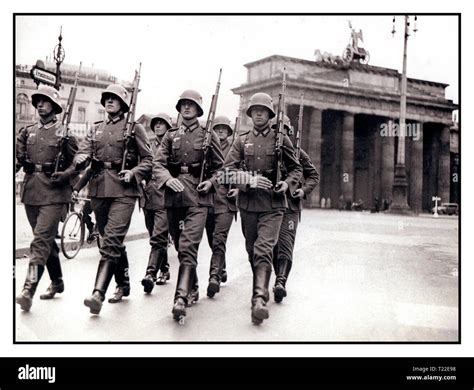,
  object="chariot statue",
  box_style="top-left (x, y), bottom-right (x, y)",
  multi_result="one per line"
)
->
top-left (342, 21), bottom-right (370, 64)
